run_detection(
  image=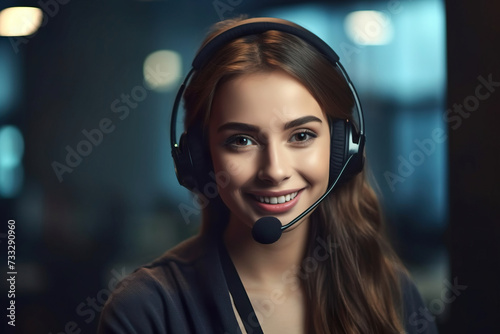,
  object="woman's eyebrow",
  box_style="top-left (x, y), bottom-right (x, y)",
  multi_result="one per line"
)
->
top-left (216, 115), bottom-right (322, 133)
top-left (217, 122), bottom-right (259, 133)
top-left (284, 115), bottom-right (322, 129)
